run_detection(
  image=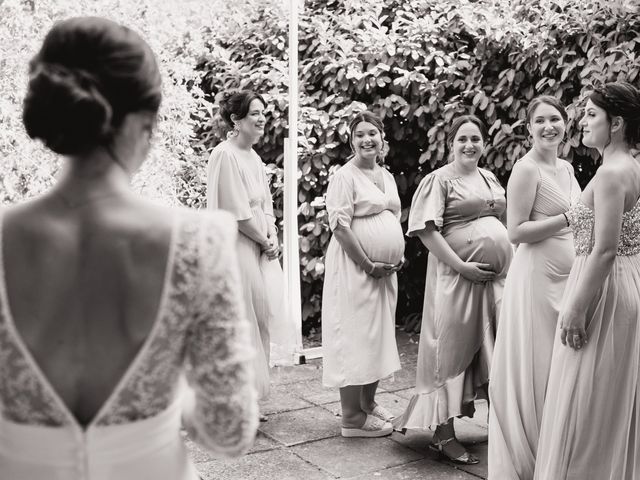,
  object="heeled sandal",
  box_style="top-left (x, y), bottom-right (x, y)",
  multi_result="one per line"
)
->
top-left (429, 435), bottom-right (479, 465)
